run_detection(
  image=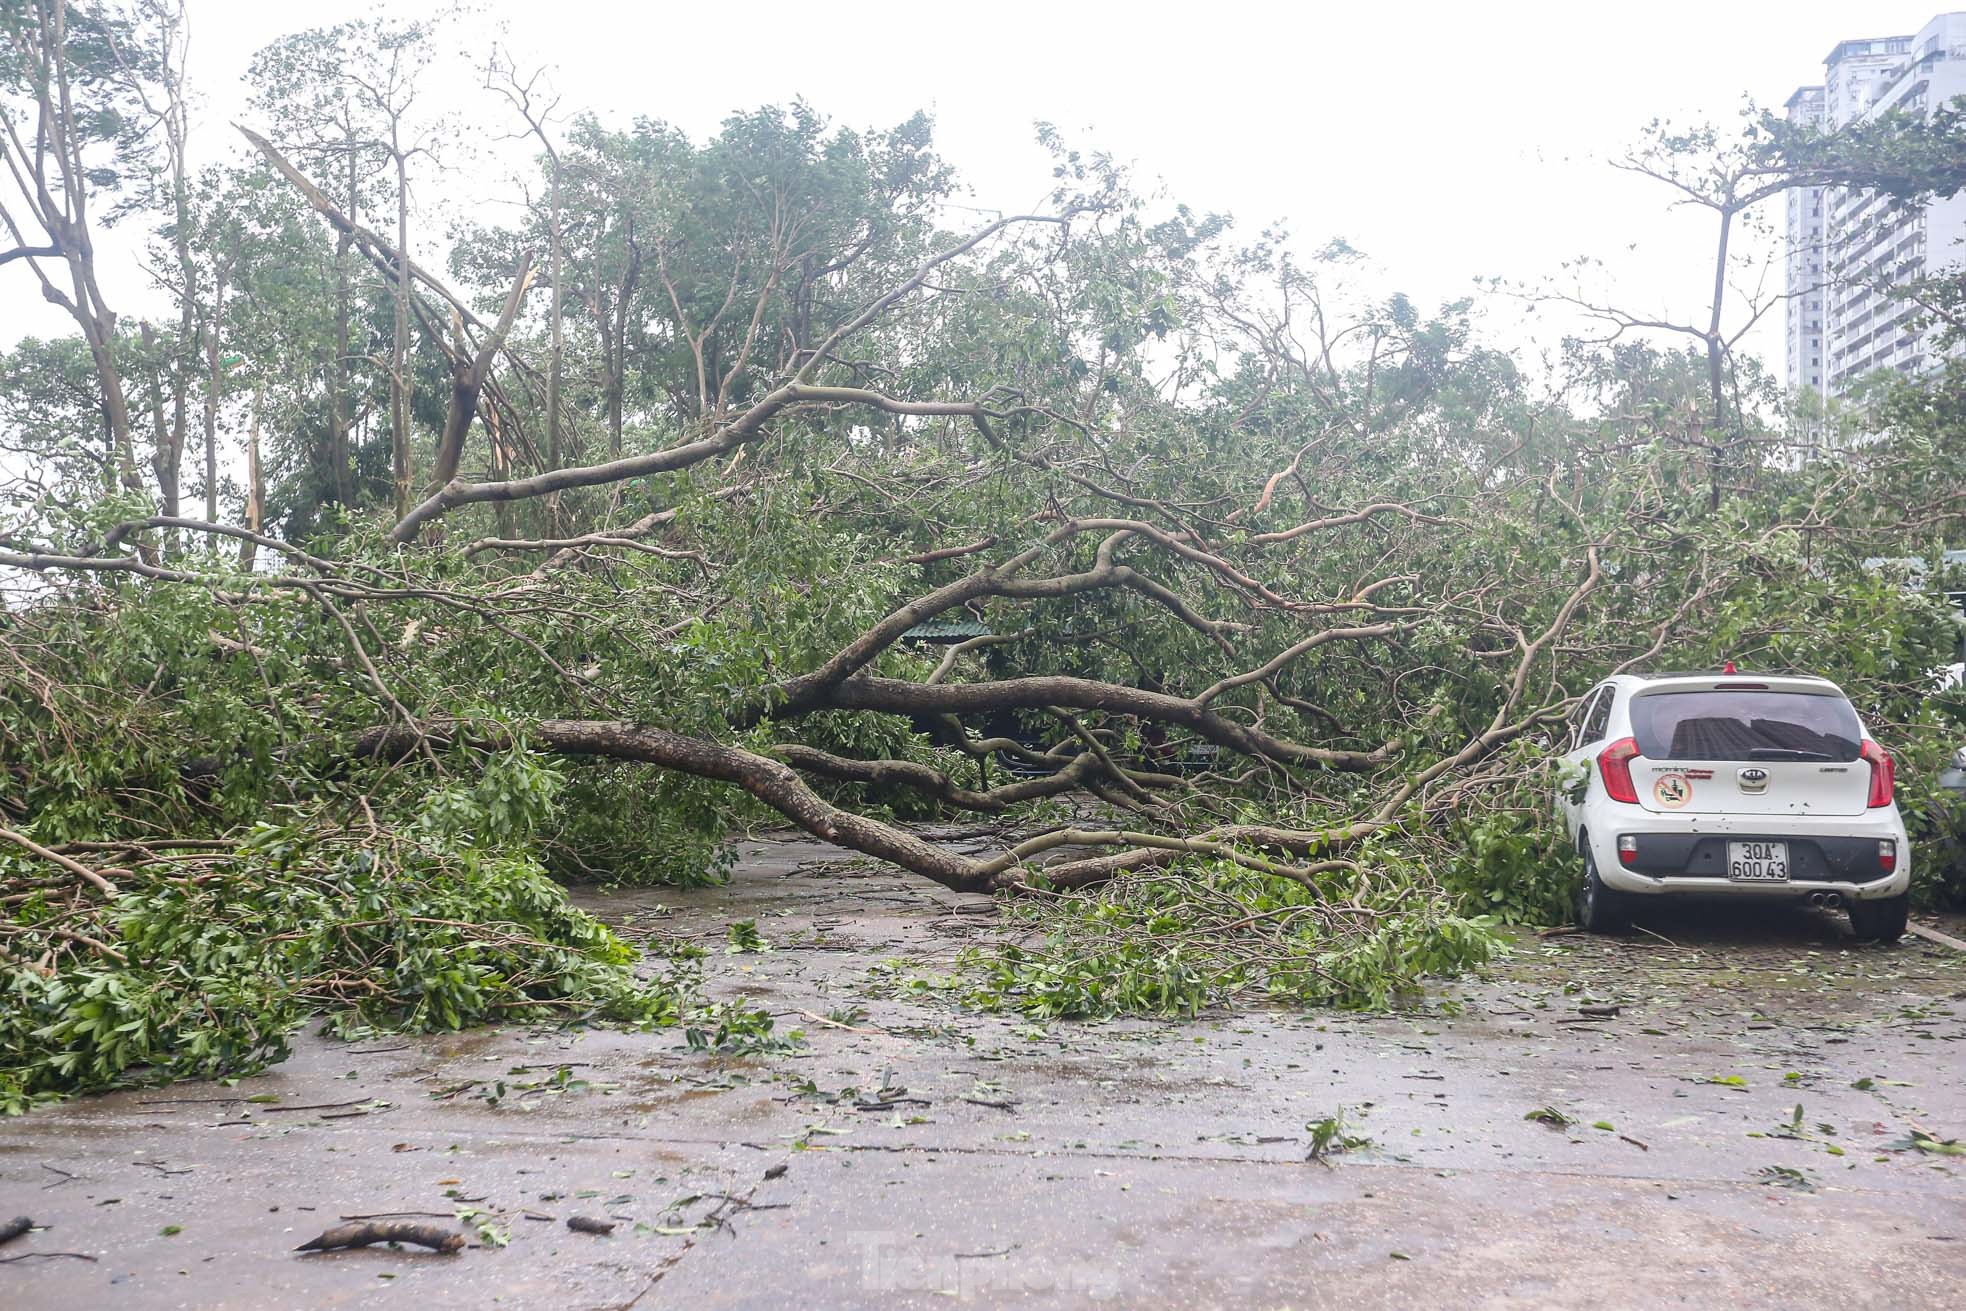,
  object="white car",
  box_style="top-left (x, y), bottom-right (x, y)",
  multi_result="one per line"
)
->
top-left (1557, 671), bottom-right (1910, 941)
